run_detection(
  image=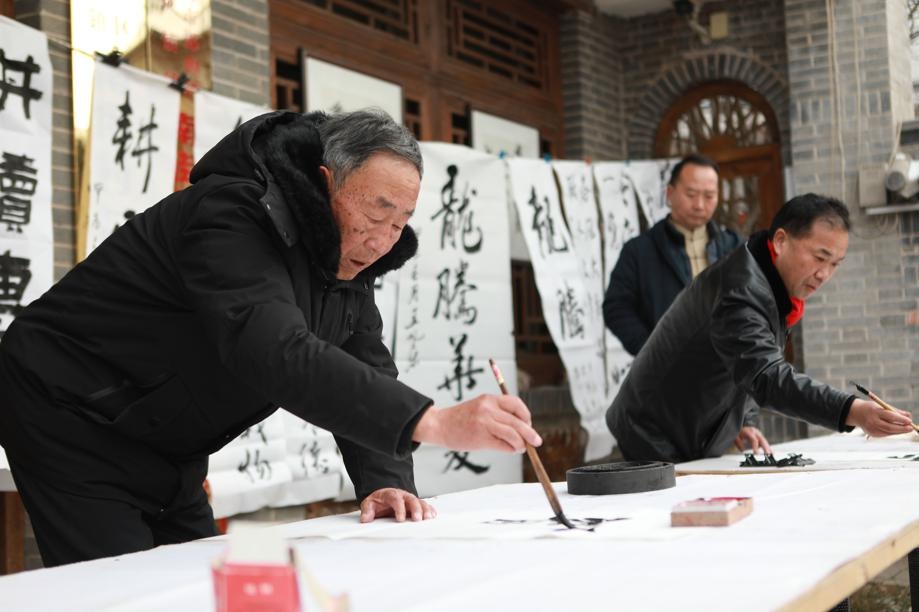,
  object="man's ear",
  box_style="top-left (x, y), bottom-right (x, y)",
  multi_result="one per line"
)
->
top-left (318, 165), bottom-right (334, 193)
top-left (666, 183), bottom-right (675, 205)
top-left (772, 228), bottom-right (788, 255)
